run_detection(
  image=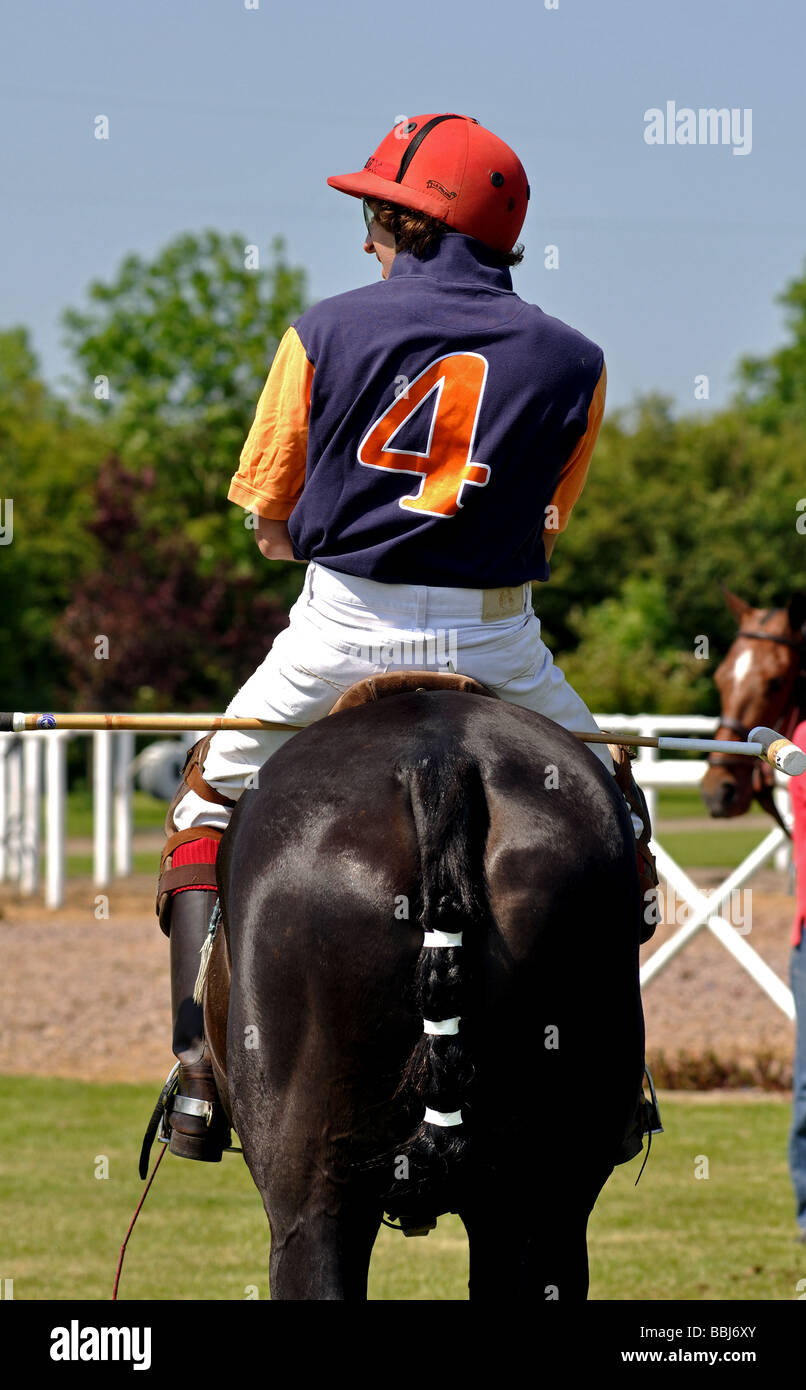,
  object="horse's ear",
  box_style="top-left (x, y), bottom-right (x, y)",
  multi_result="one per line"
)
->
top-left (787, 592), bottom-right (806, 634)
top-left (721, 585), bottom-right (751, 624)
